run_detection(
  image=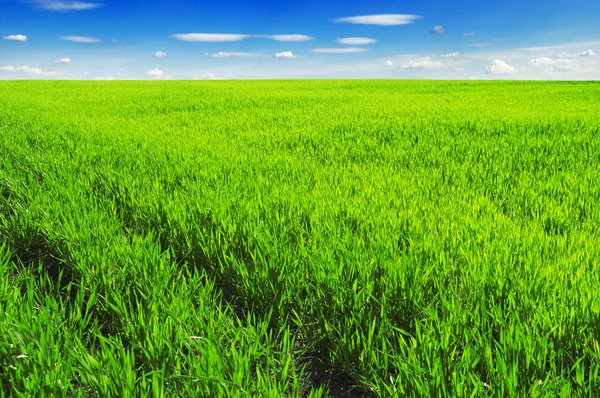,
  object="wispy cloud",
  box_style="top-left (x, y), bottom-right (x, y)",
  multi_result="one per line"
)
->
top-left (399, 57), bottom-right (446, 69)
top-left (40, 70), bottom-right (63, 76)
top-left (429, 25), bottom-right (447, 35)
top-left (275, 51), bottom-right (296, 59)
top-left (0, 65), bottom-right (62, 76)
top-left (441, 52), bottom-right (459, 58)
top-left (520, 44), bottom-right (564, 52)
top-left (172, 33), bottom-right (250, 42)
top-left (55, 57), bottom-right (71, 63)
top-left (60, 35), bottom-right (101, 43)
top-left (30, 1), bottom-right (103, 11)
top-left (528, 57), bottom-right (567, 66)
top-left (485, 59), bottom-right (516, 74)
top-left (462, 32), bottom-right (476, 37)
top-left (391, 54), bottom-right (423, 59)
top-left (3, 34), bottom-right (27, 42)
top-left (383, 60), bottom-right (394, 67)
top-left (207, 51), bottom-right (262, 58)
top-left (334, 14), bottom-right (421, 26)
top-left (261, 35), bottom-right (313, 42)
top-left (336, 37), bottom-right (377, 45)
top-left (556, 49), bottom-right (598, 58)
top-left (470, 43), bottom-right (494, 48)
top-left (518, 41), bottom-right (600, 52)
top-left (311, 47), bottom-right (369, 54)
top-left (171, 33), bottom-right (312, 42)
top-left (154, 51), bottom-right (167, 58)
top-left (194, 73), bottom-right (223, 80)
